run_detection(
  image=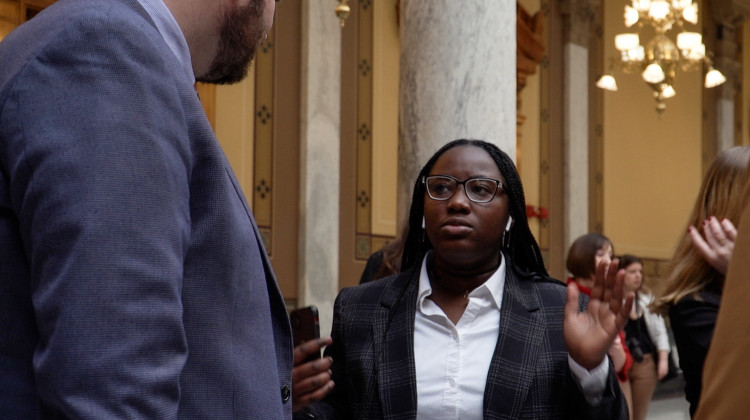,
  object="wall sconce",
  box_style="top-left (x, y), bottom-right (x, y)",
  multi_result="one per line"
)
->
top-left (335, 0), bottom-right (350, 28)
